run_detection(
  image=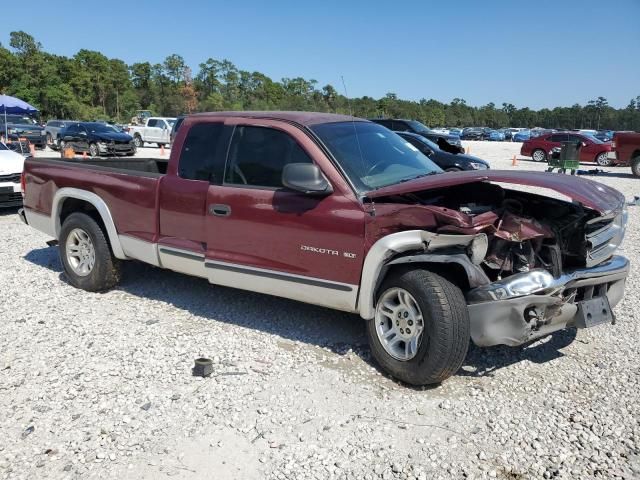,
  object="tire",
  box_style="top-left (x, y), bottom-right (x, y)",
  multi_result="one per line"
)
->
top-left (59, 212), bottom-right (122, 292)
top-left (595, 152), bottom-right (611, 167)
top-left (366, 269), bottom-right (470, 385)
top-left (58, 140), bottom-right (65, 150)
top-left (631, 155), bottom-right (640, 178)
top-left (532, 149), bottom-right (547, 162)
top-left (46, 133), bottom-right (52, 144)
top-left (133, 135), bottom-right (143, 148)
top-left (88, 143), bottom-right (99, 157)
